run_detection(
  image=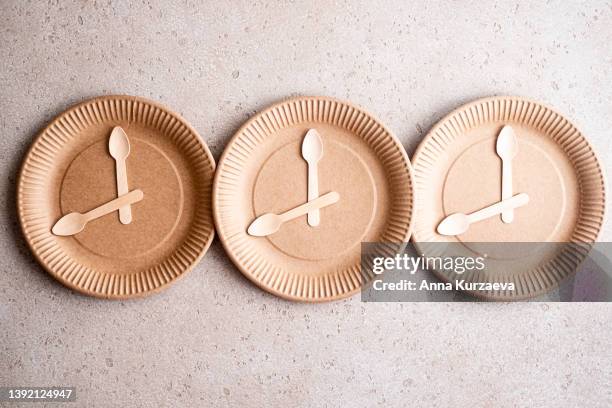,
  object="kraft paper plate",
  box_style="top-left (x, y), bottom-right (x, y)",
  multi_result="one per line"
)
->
top-left (18, 96), bottom-right (216, 298)
top-left (213, 96), bottom-right (414, 302)
top-left (411, 96), bottom-right (606, 300)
